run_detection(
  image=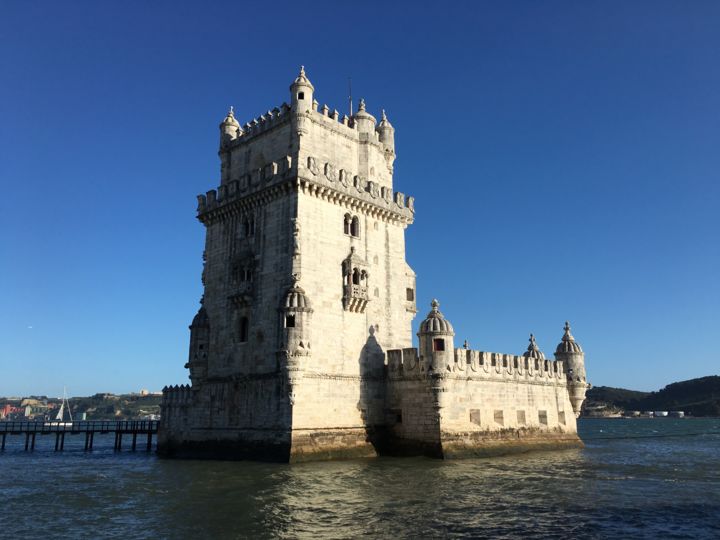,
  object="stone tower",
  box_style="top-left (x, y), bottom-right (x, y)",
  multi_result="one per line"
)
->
top-left (159, 67), bottom-right (417, 460)
top-left (160, 67), bottom-right (589, 461)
